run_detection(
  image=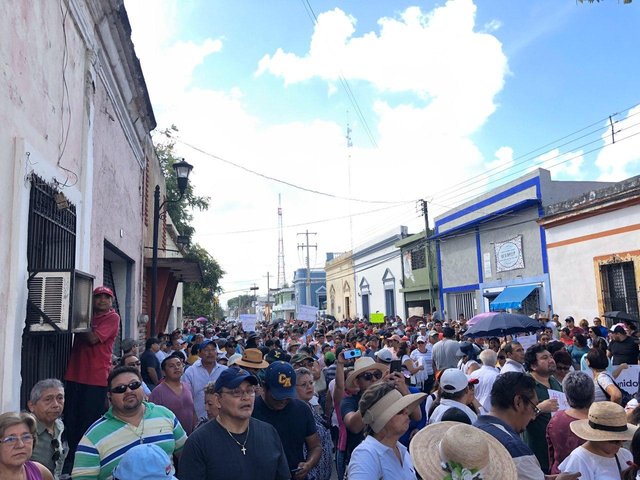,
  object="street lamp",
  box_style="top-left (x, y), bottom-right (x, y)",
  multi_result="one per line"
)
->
top-left (151, 158), bottom-right (193, 336)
